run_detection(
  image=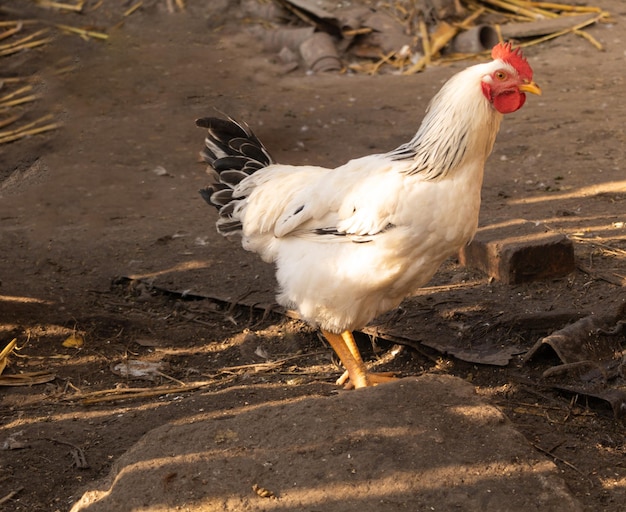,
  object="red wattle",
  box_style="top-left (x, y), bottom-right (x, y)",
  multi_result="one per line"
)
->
top-left (493, 91), bottom-right (526, 114)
